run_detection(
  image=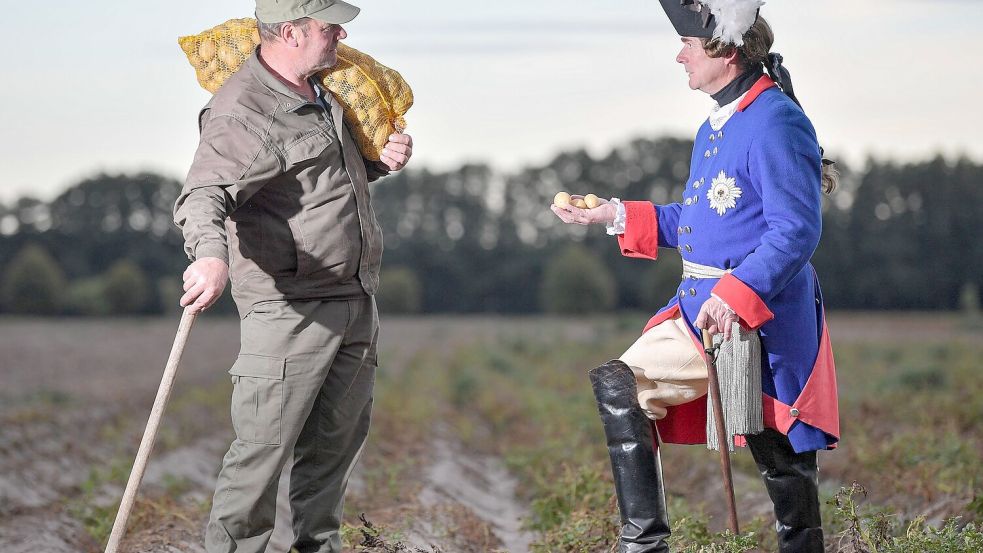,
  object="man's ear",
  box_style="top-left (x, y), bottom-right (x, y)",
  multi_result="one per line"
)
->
top-left (724, 46), bottom-right (740, 66)
top-left (281, 22), bottom-right (301, 47)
